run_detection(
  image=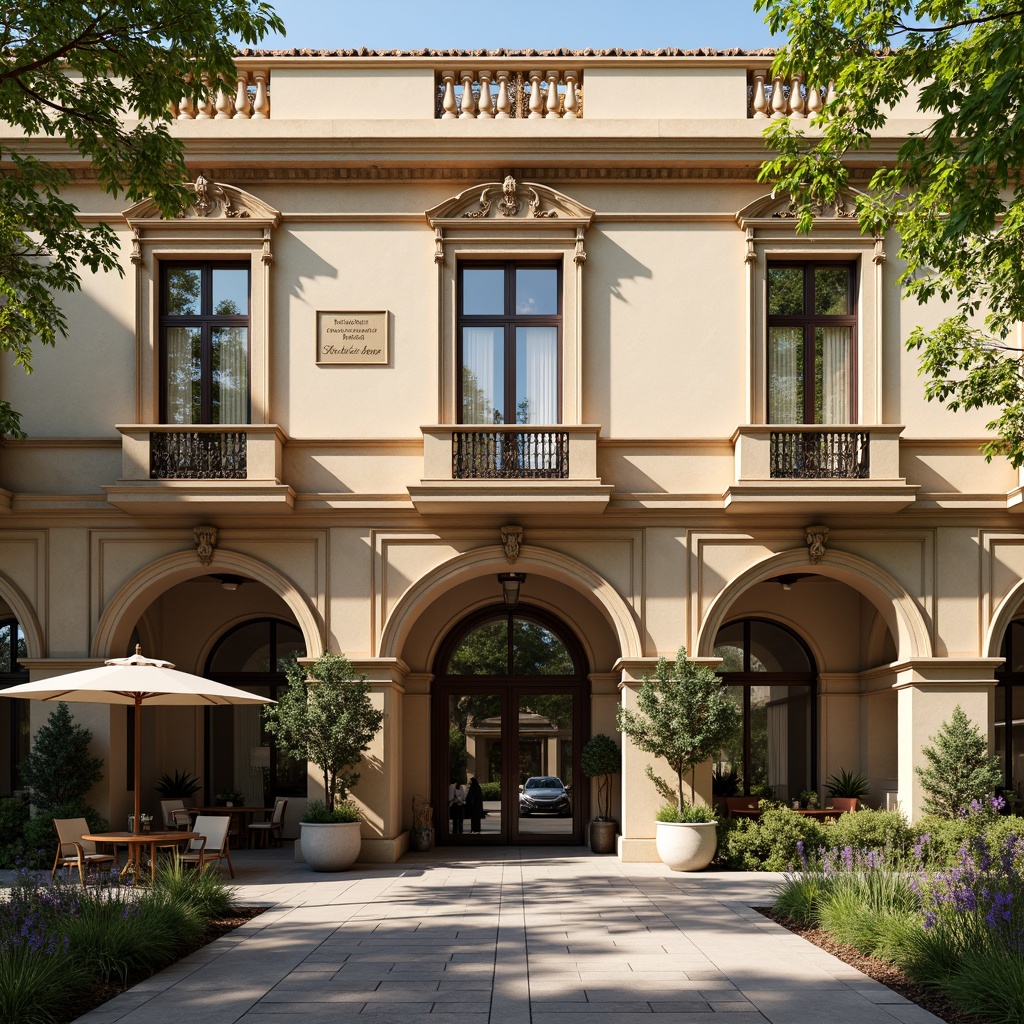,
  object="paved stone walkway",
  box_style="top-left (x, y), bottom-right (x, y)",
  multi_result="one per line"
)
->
top-left (60, 845), bottom-right (942, 1024)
